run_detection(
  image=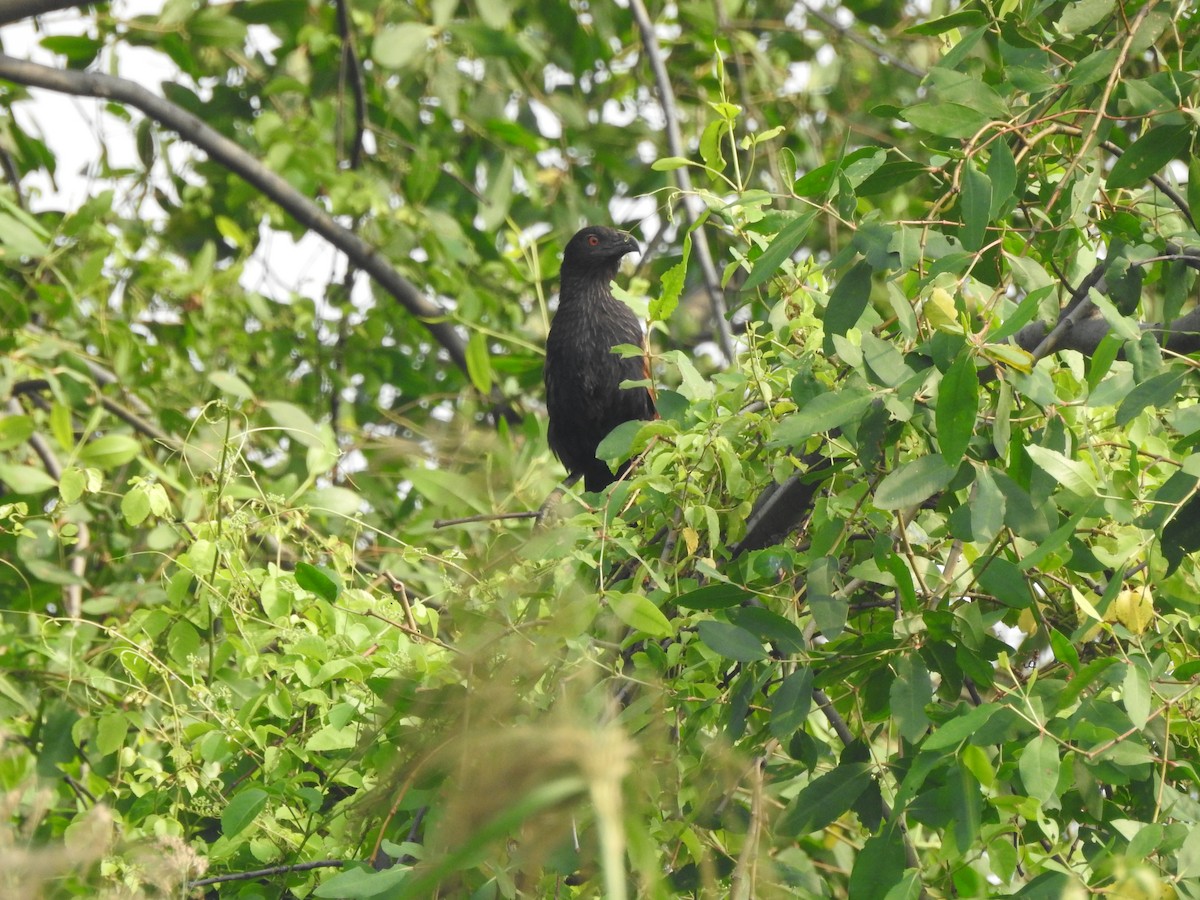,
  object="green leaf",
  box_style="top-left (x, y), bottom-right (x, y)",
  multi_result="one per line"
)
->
top-left (824, 260), bottom-right (874, 344)
top-left (924, 703), bottom-right (1001, 751)
top-left (0, 414), bottom-right (33, 450)
top-left (263, 401), bottom-right (326, 448)
top-left (699, 119), bottom-right (727, 171)
top-left (1067, 48), bottom-right (1119, 86)
top-left (0, 464), bottom-right (57, 494)
top-left (1123, 663), bottom-right (1150, 729)
top-left (314, 865), bottom-right (409, 898)
top-left (1161, 492), bottom-right (1200, 575)
top-left (808, 556), bottom-right (845, 639)
top-left (976, 556), bottom-right (1032, 608)
top-left (891, 653), bottom-right (933, 742)
top-left (770, 389), bottom-right (874, 446)
top-left (594, 418), bottom-right (646, 463)
top-left (741, 211), bottom-right (817, 292)
top-left (1024, 445), bottom-right (1095, 496)
top-left (675, 584), bottom-right (750, 610)
top-left (904, 102), bottom-right (991, 139)
top-left (651, 156), bottom-right (693, 171)
top-left (990, 284), bottom-right (1054, 341)
top-left (222, 787), bottom-right (269, 838)
top-left (848, 821), bottom-right (908, 900)
top-left (732, 606), bottom-right (805, 653)
top-left (96, 712), bottom-right (128, 757)
top-left (793, 160), bottom-right (838, 197)
top-left (960, 162), bottom-right (992, 251)
top-left (856, 161), bottom-right (927, 197)
top-left (608, 592), bottom-right (673, 638)
top-left (167, 618), bottom-right (201, 665)
top-left (0, 212), bottom-right (48, 258)
top-left (121, 488), bottom-right (152, 526)
top-left (373, 23), bottom-right (433, 69)
top-left (652, 245), bottom-right (688, 321)
top-left (1056, 0), bottom-right (1115, 37)
top-left (59, 467), bottom-right (87, 505)
top-left (777, 763), bottom-right (873, 836)
top-left (1115, 370), bottom-right (1187, 426)
top-left (905, 10), bottom-right (986, 34)
top-left (1179, 827), bottom-right (1200, 879)
top-left (873, 455), bottom-right (956, 510)
top-left (208, 370), bottom-right (255, 399)
top-left (970, 466), bottom-right (1006, 545)
top-left (769, 668), bottom-right (814, 741)
top-left (936, 352), bottom-right (979, 465)
top-left (697, 621), bottom-right (768, 662)
top-left (1107, 124), bottom-right (1191, 190)
top-left (1018, 734), bottom-right (1060, 804)
top-left (296, 562), bottom-right (340, 602)
top-left (77, 435), bottom-right (141, 468)
top-left (465, 330), bottom-right (493, 394)
top-left (987, 138), bottom-right (1017, 217)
